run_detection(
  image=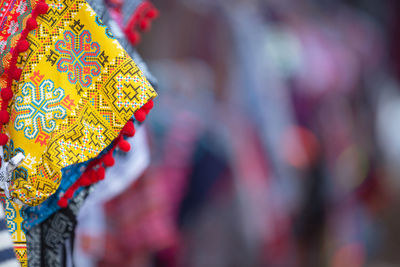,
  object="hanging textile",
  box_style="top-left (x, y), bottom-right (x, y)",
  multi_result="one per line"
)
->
top-left (0, 0), bottom-right (156, 207)
top-left (26, 187), bottom-right (92, 267)
top-left (0, 0), bottom-right (157, 266)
